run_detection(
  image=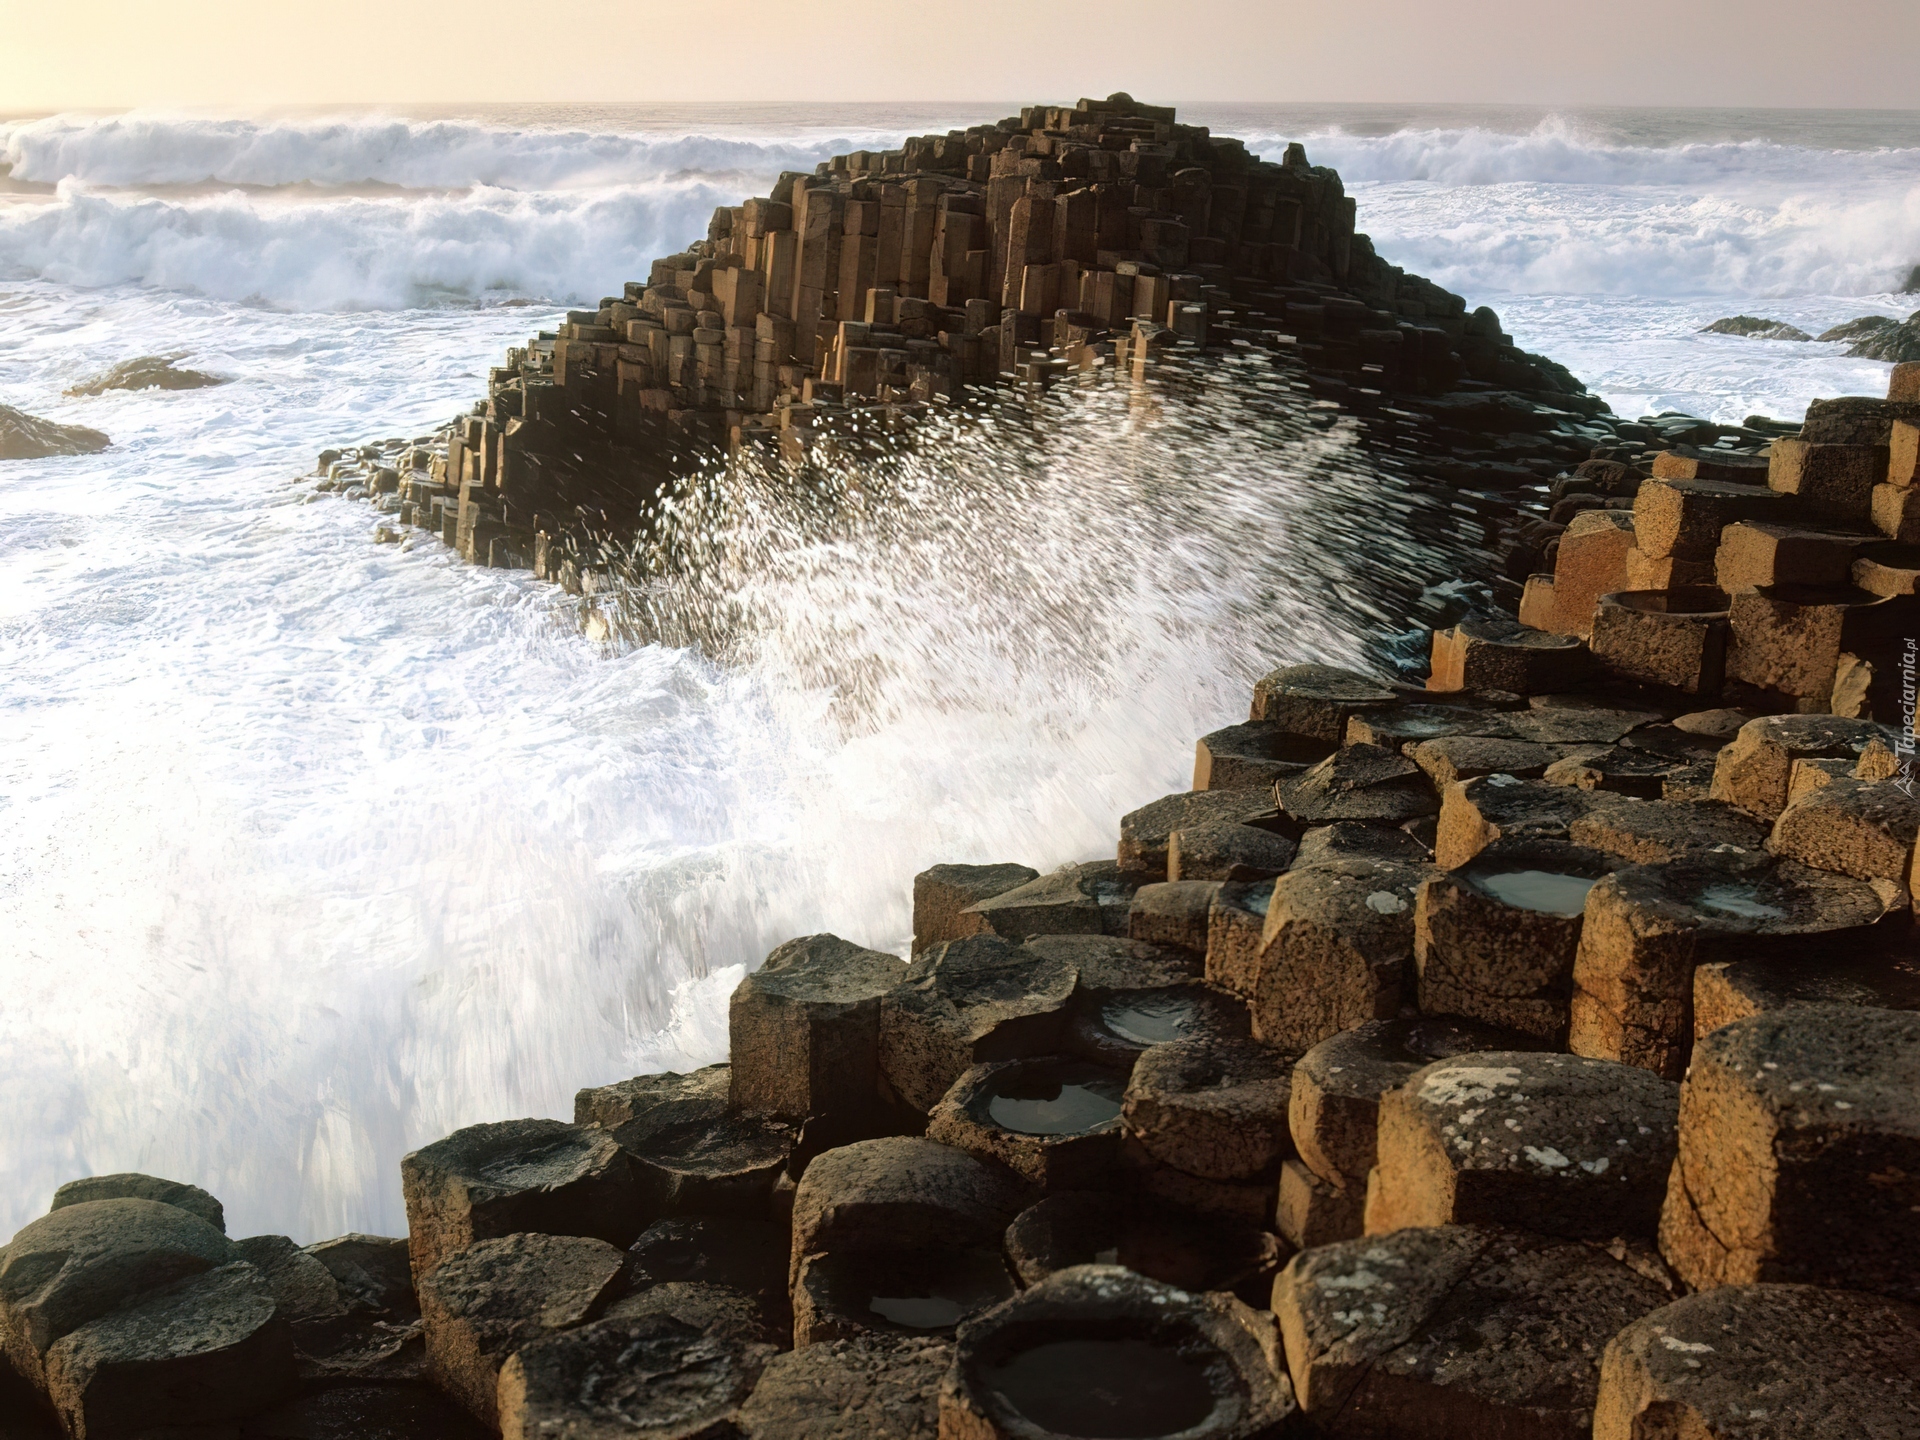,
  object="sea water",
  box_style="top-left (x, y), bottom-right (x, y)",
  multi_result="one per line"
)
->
top-left (1, 102), bottom-right (1914, 1241)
